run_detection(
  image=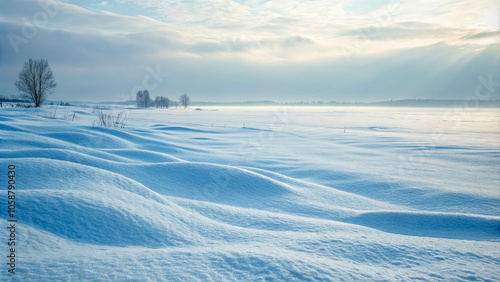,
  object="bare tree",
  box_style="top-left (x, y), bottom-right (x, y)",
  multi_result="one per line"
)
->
top-left (136, 90), bottom-right (145, 107)
top-left (154, 96), bottom-right (161, 108)
top-left (179, 93), bottom-right (190, 109)
top-left (136, 89), bottom-right (152, 108)
top-left (152, 96), bottom-right (171, 108)
top-left (15, 58), bottom-right (57, 107)
top-left (161, 96), bottom-right (170, 108)
top-left (144, 90), bottom-right (152, 107)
